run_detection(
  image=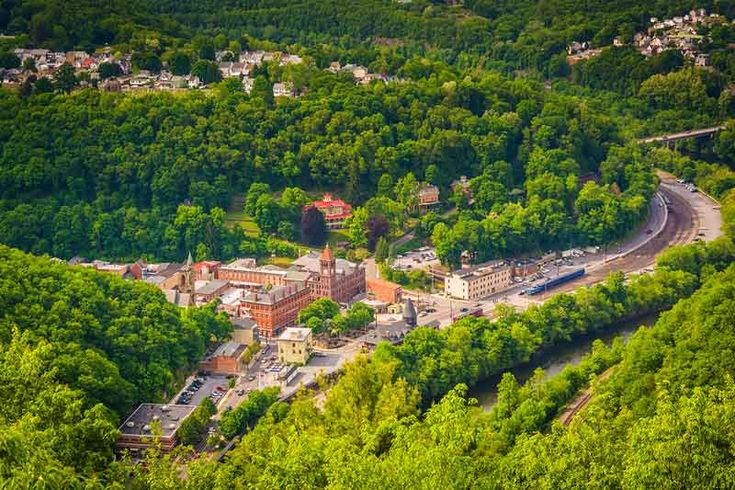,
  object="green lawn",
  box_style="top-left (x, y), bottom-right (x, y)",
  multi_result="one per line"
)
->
top-left (223, 209), bottom-right (260, 236)
top-left (327, 229), bottom-right (349, 245)
top-left (263, 256), bottom-right (296, 267)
